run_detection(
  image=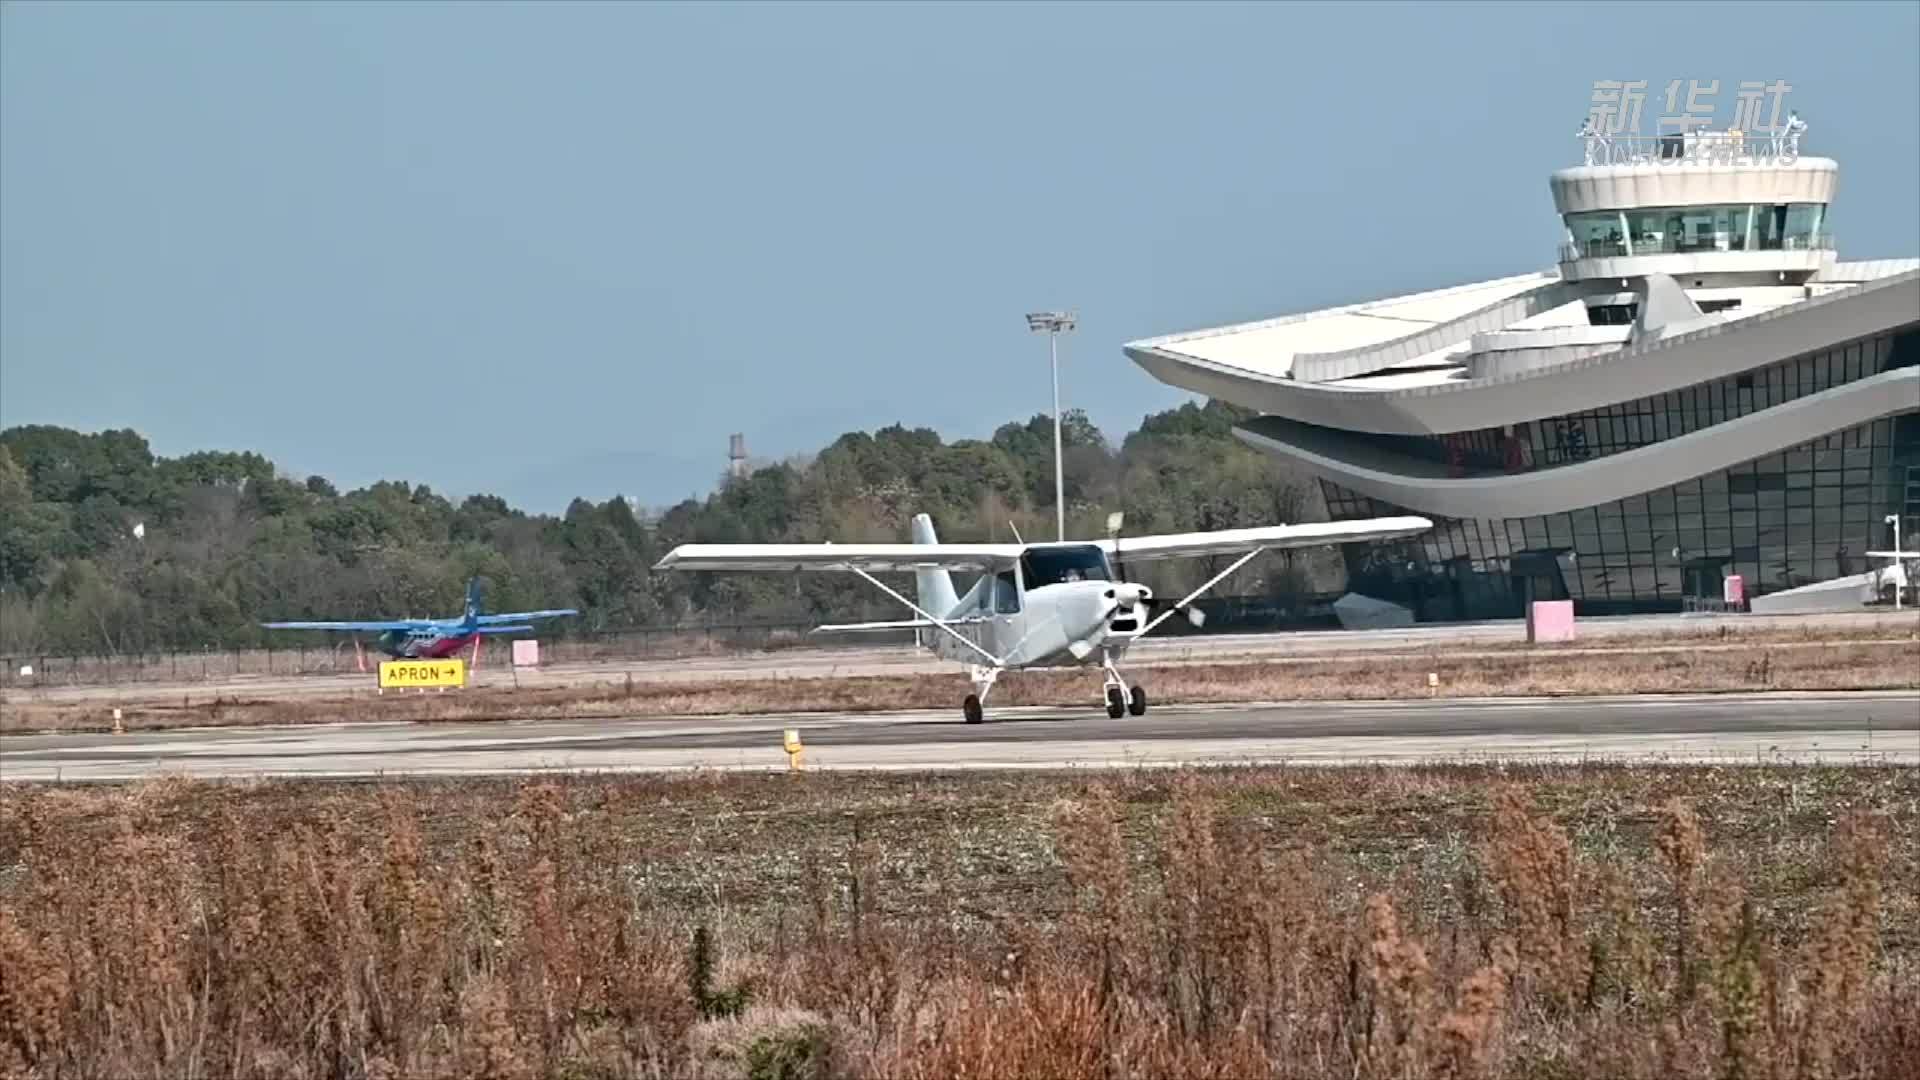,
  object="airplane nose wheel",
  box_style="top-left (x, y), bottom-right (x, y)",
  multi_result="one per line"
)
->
top-left (1100, 650), bottom-right (1143, 719)
top-left (963, 666), bottom-right (998, 724)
